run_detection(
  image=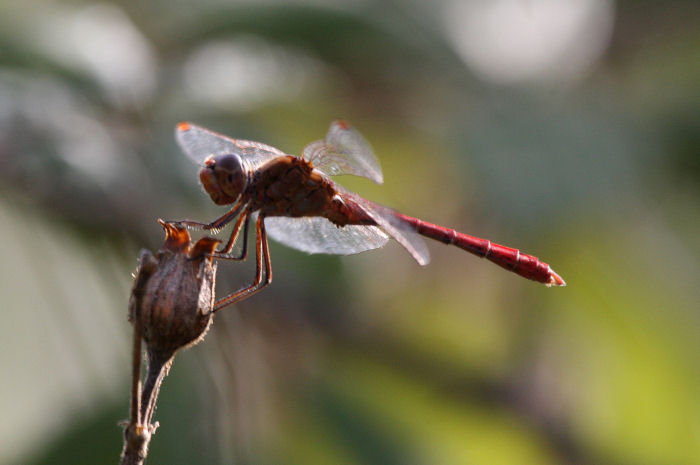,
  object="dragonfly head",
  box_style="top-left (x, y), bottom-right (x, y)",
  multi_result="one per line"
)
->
top-left (199, 153), bottom-right (248, 205)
